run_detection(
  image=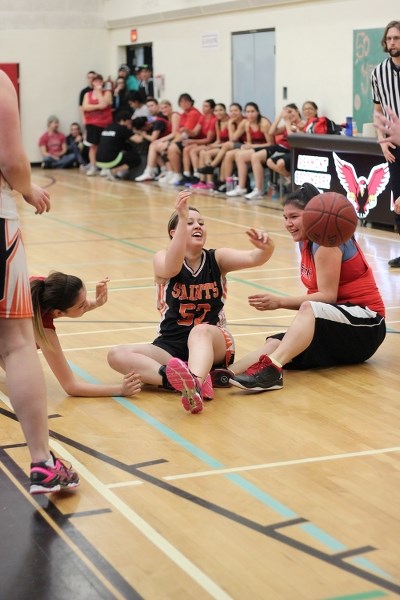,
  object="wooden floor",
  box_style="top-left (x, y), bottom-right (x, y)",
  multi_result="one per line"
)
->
top-left (1, 168), bottom-right (400, 600)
